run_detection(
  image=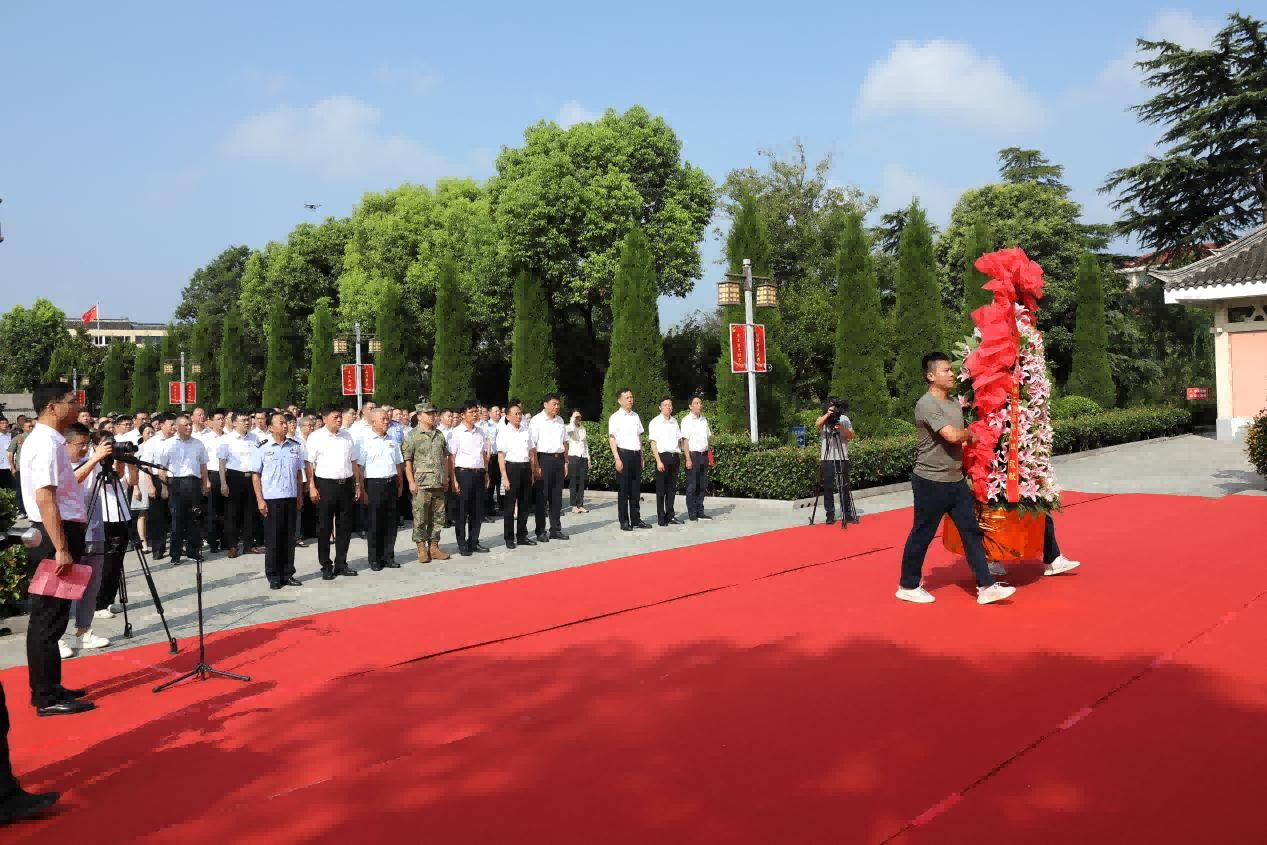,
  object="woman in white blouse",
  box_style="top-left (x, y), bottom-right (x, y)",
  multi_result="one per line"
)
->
top-left (565, 410), bottom-right (591, 513)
